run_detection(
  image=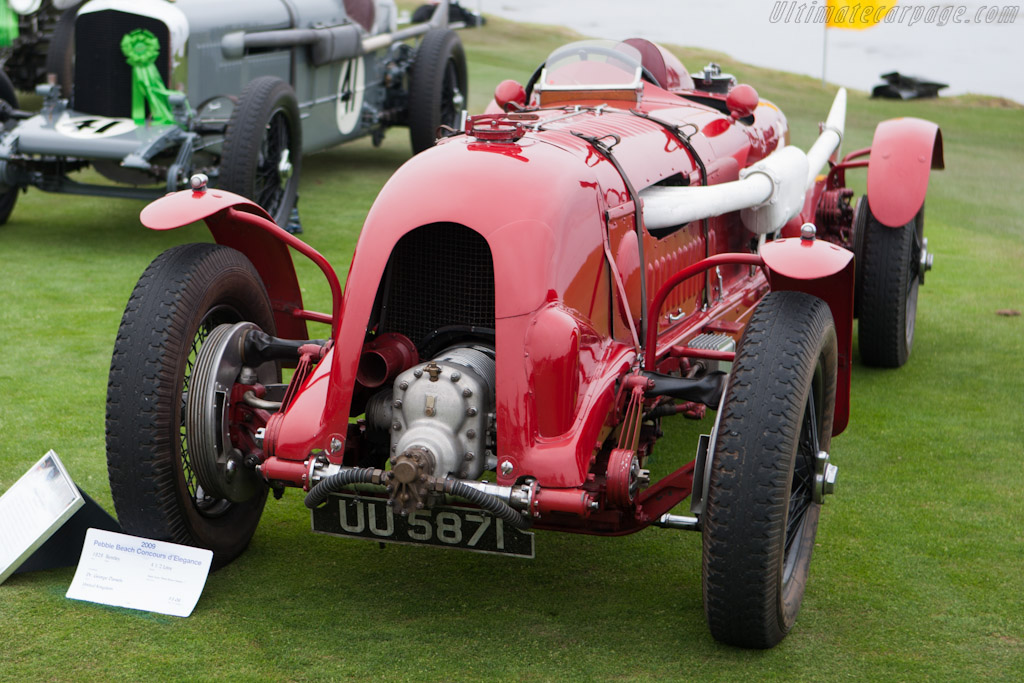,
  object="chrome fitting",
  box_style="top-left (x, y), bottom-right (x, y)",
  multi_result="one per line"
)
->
top-left (653, 513), bottom-right (701, 531)
top-left (813, 450), bottom-right (838, 503)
